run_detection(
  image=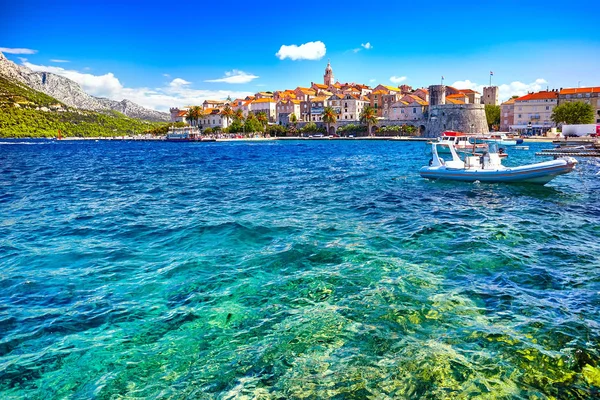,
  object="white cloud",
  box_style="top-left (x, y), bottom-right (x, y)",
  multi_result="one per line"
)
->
top-left (20, 61), bottom-right (253, 112)
top-left (276, 41), bottom-right (326, 61)
top-left (390, 76), bottom-right (407, 84)
top-left (50, 59), bottom-right (69, 63)
top-left (450, 78), bottom-right (549, 102)
top-left (169, 78), bottom-right (191, 87)
top-left (163, 73), bottom-right (171, 78)
top-left (369, 79), bottom-right (376, 83)
top-left (353, 42), bottom-right (373, 53)
top-left (205, 70), bottom-right (259, 84)
top-left (0, 47), bottom-right (37, 54)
